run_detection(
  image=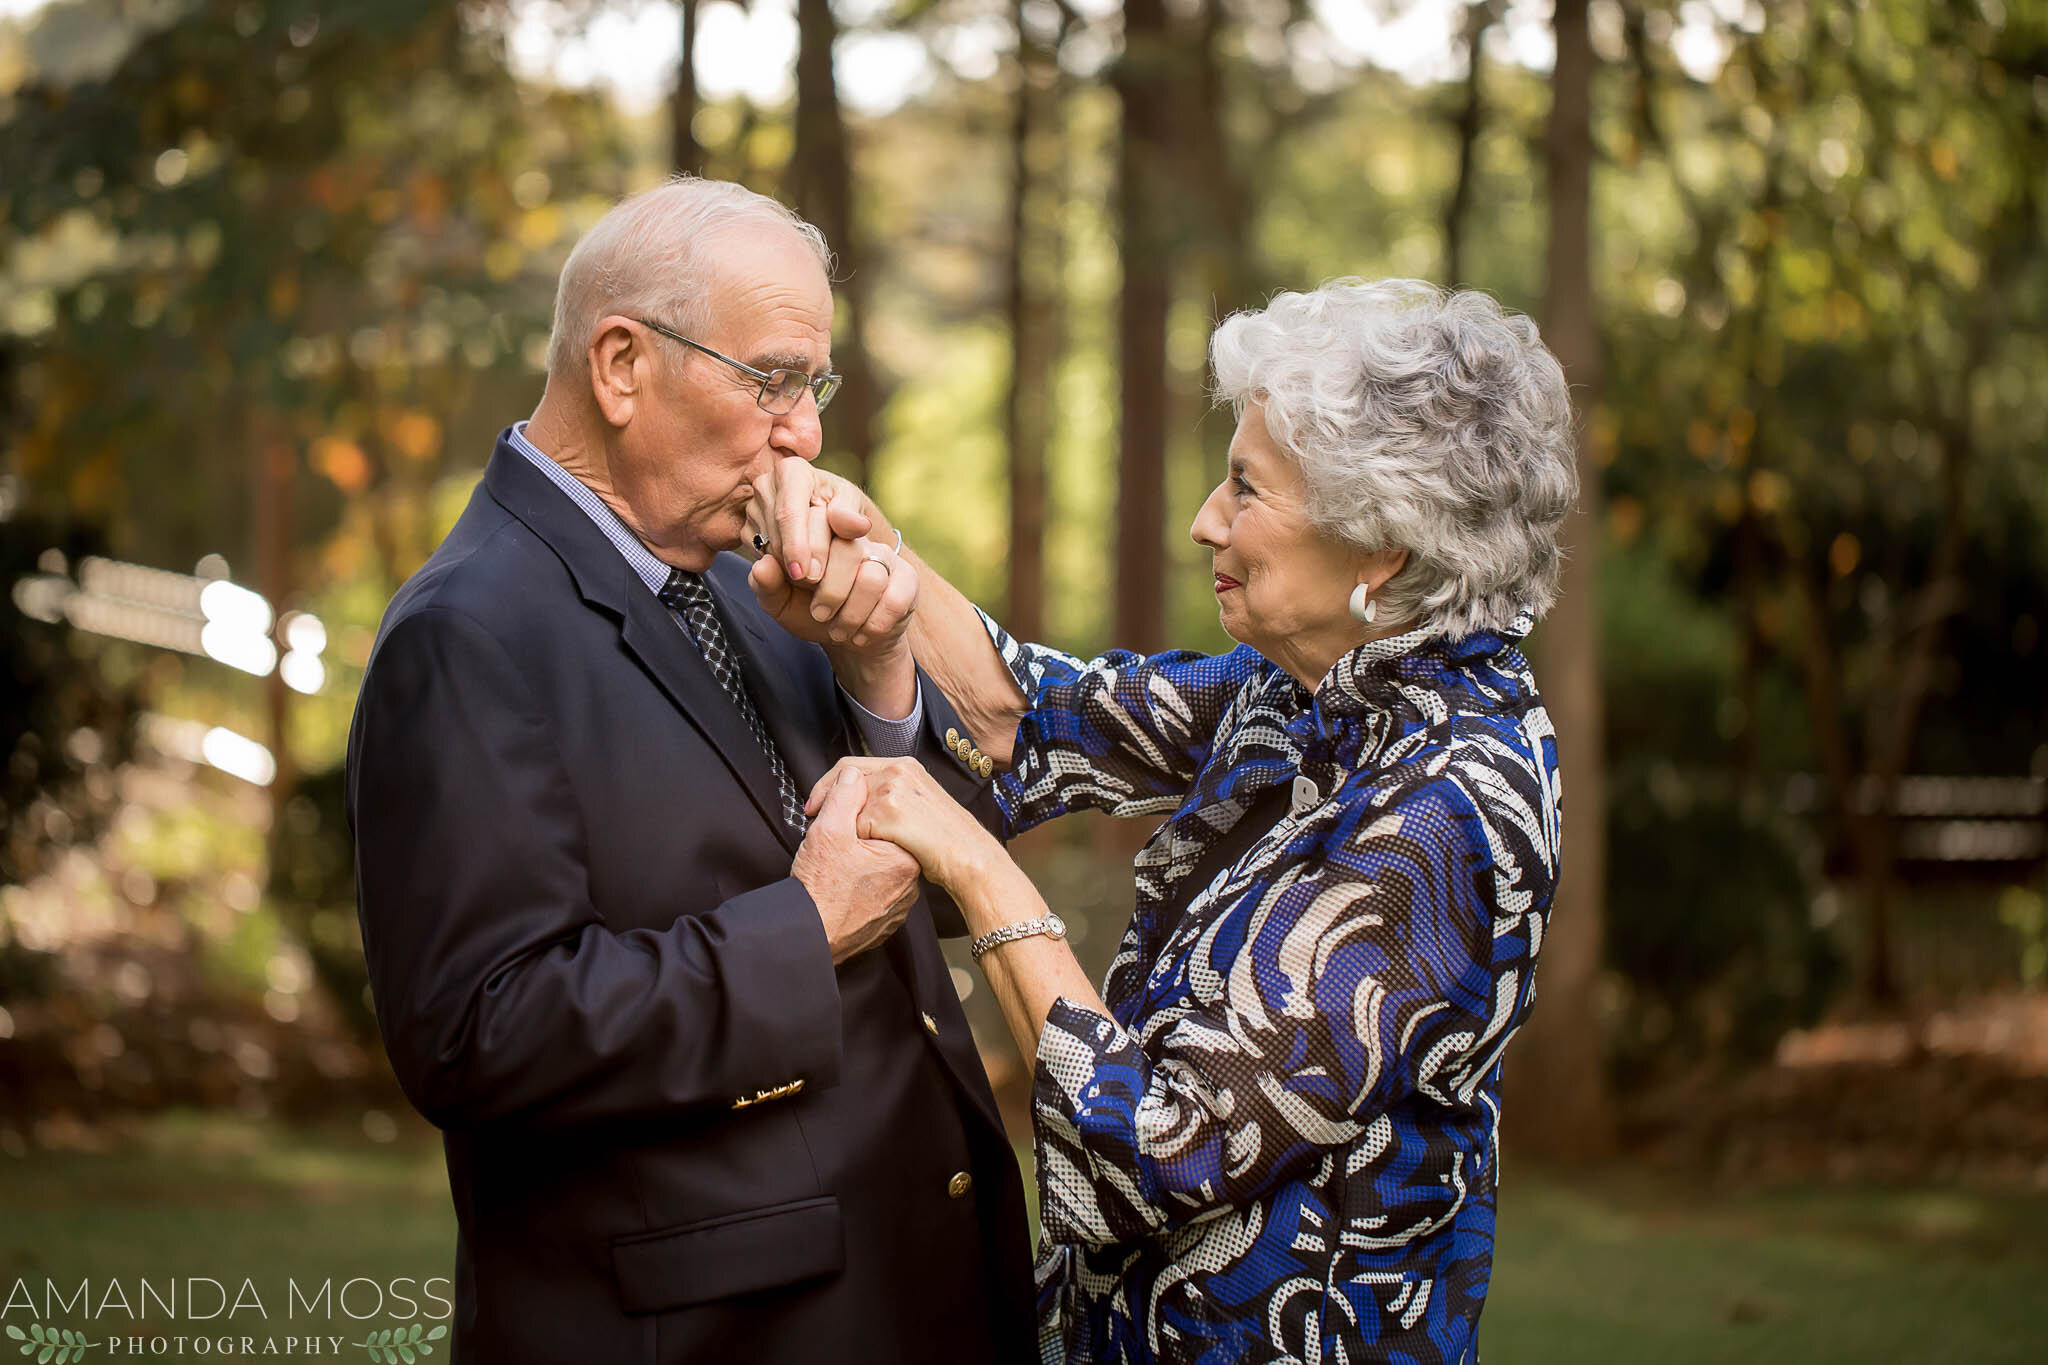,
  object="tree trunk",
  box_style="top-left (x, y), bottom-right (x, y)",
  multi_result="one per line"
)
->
top-left (1444, 1), bottom-right (1498, 287)
top-left (670, 0), bottom-right (703, 176)
top-left (1112, 0), bottom-right (1174, 655)
top-left (1853, 412), bottom-right (1970, 1004)
top-left (1729, 512), bottom-right (1763, 802)
top-left (791, 0), bottom-right (878, 484)
top-left (1791, 370), bottom-right (1976, 1009)
top-left (250, 410), bottom-right (297, 944)
top-left (1003, 0), bottom-right (1064, 640)
top-left (1507, 0), bottom-right (1612, 1161)
top-left (1189, 0), bottom-right (1252, 317)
